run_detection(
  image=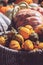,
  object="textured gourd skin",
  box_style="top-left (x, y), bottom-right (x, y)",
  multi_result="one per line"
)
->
top-left (13, 9), bottom-right (43, 29)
